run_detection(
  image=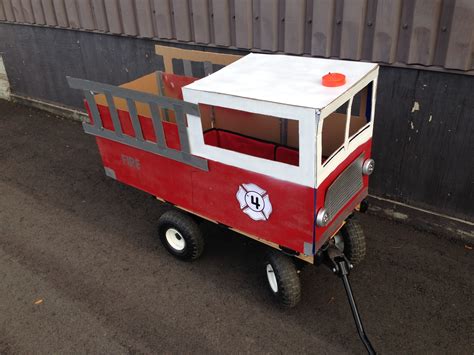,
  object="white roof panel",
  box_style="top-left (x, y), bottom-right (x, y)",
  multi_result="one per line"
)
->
top-left (184, 53), bottom-right (378, 110)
